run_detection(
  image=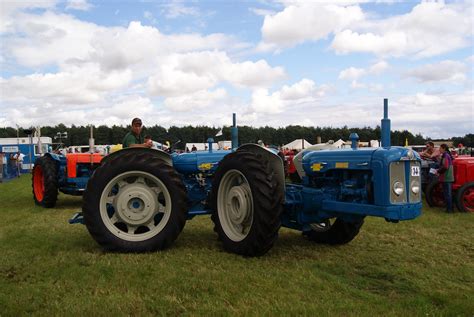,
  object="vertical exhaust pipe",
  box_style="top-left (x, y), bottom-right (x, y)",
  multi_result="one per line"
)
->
top-left (381, 98), bottom-right (391, 148)
top-left (231, 113), bottom-right (238, 150)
